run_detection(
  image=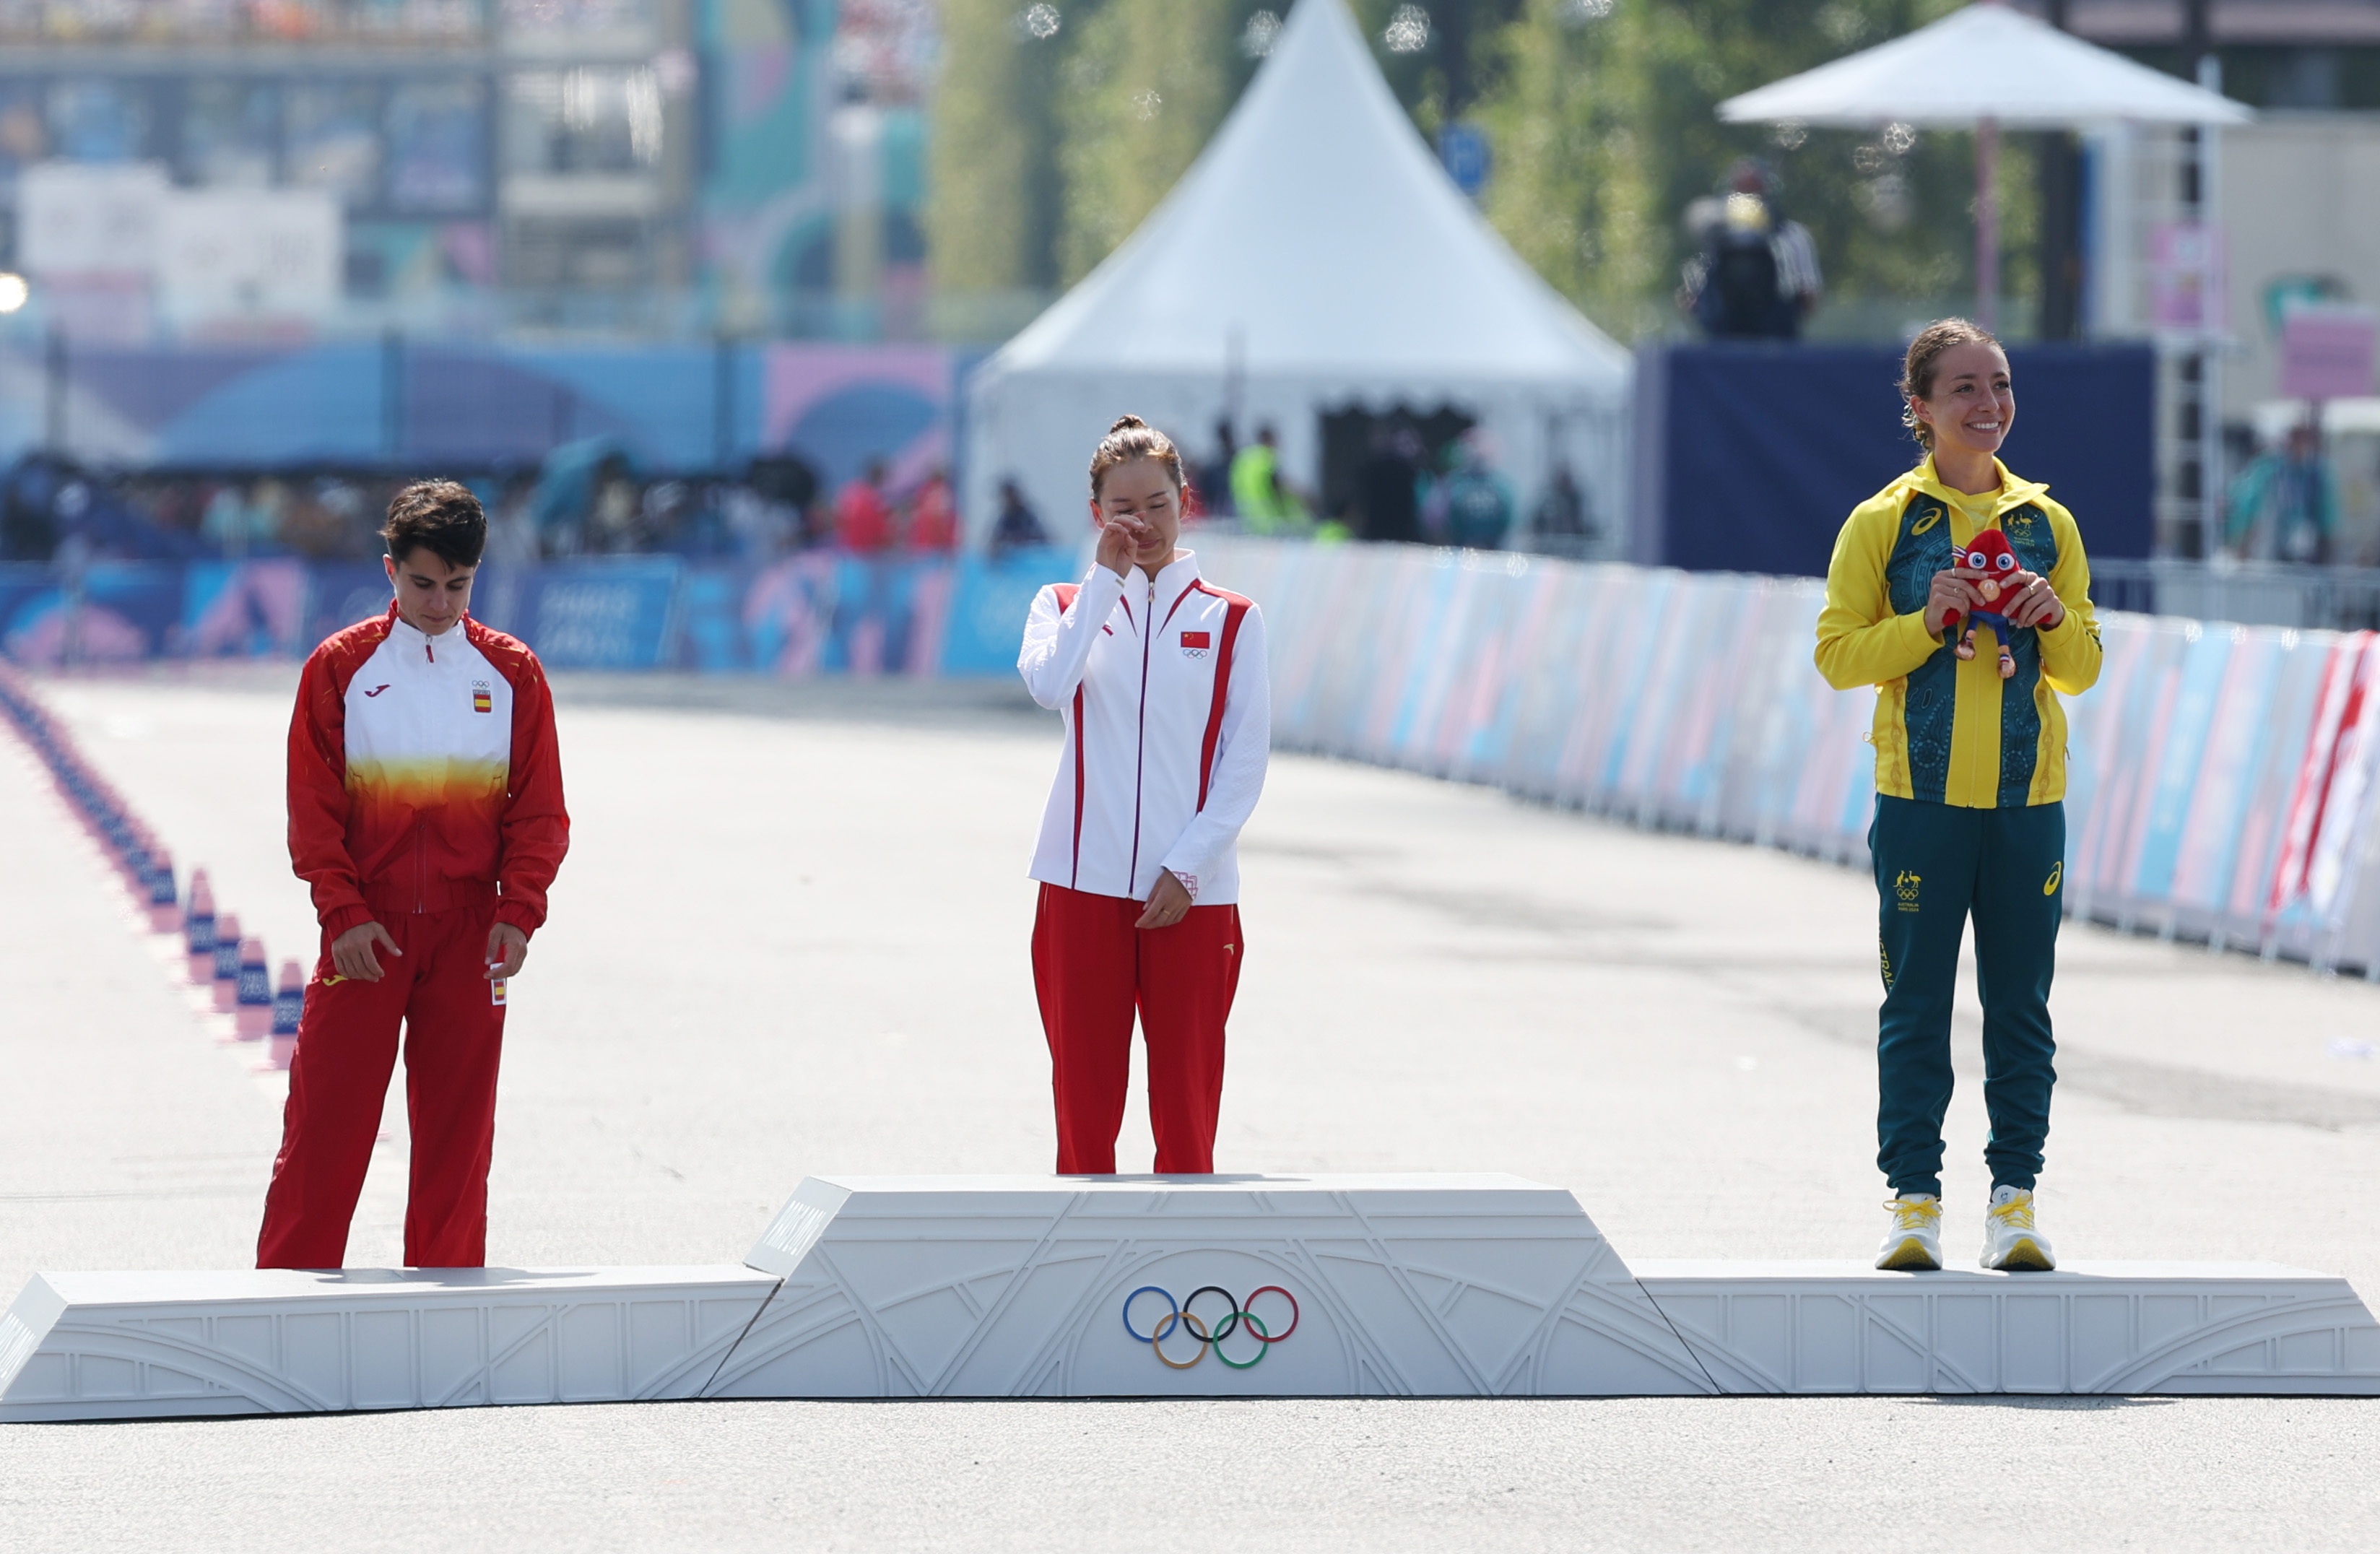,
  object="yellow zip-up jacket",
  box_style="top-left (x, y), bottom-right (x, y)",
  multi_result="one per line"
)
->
top-left (1815, 456), bottom-right (2102, 808)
